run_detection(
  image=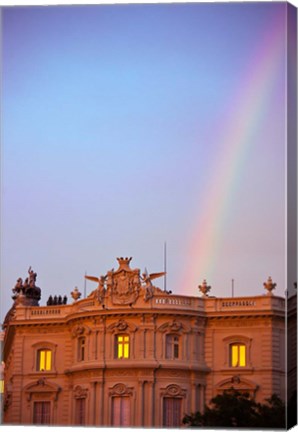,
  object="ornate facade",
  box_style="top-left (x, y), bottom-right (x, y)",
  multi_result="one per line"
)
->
top-left (1, 258), bottom-right (289, 427)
